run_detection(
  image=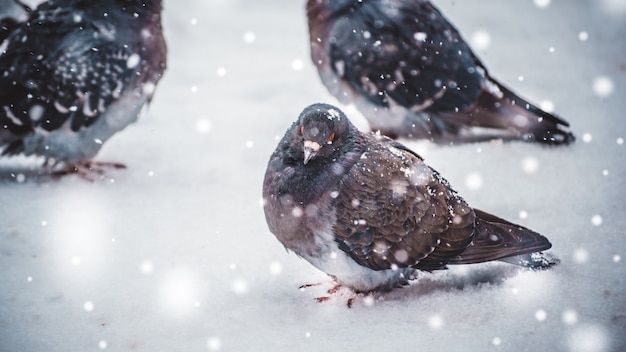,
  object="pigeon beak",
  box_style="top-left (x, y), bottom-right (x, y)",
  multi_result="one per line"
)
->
top-left (303, 140), bottom-right (321, 165)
